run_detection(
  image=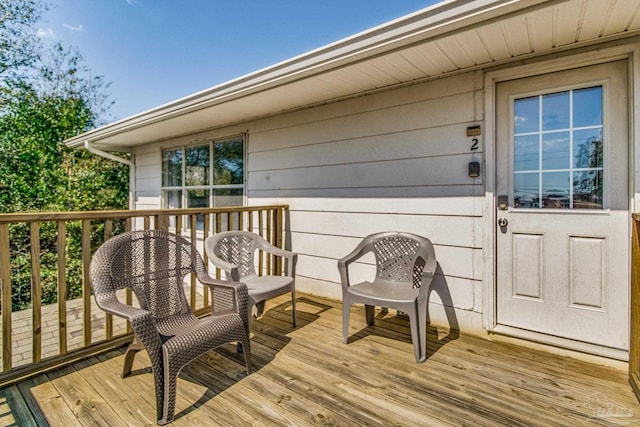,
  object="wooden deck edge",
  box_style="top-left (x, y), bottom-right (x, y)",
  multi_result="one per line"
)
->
top-left (0, 335), bottom-right (133, 389)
